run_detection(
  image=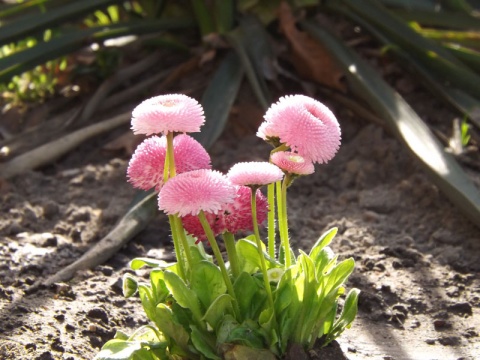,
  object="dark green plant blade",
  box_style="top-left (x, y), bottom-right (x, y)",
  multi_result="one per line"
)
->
top-left (194, 51), bottom-right (244, 149)
top-left (0, 0), bottom-right (123, 45)
top-left (391, 9), bottom-right (480, 30)
top-left (325, 4), bottom-right (480, 128)
top-left (332, 0), bottom-right (480, 99)
top-left (303, 20), bottom-right (480, 228)
top-left (226, 15), bottom-right (274, 110)
top-left (0, 19), bottom-right (193, 83)
top-left (377, 0), bottom-right (439, 11)
top-left (444, 43), bottom-right (480, 74)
